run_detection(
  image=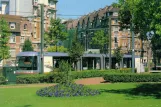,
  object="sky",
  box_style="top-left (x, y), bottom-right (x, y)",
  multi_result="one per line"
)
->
top-left (57, 0), bottom-right (118, 19)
